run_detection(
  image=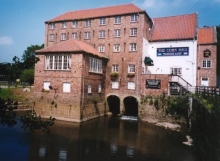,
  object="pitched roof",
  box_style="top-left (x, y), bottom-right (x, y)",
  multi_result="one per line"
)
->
top-left (35, 39), bottom-right (108, 59)
top-left (198, 27), bottom-right (216, 44)
top-left (150, 13), bottom-right (197, 41)
top-left (46, 4), bottom-right (145, 22)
